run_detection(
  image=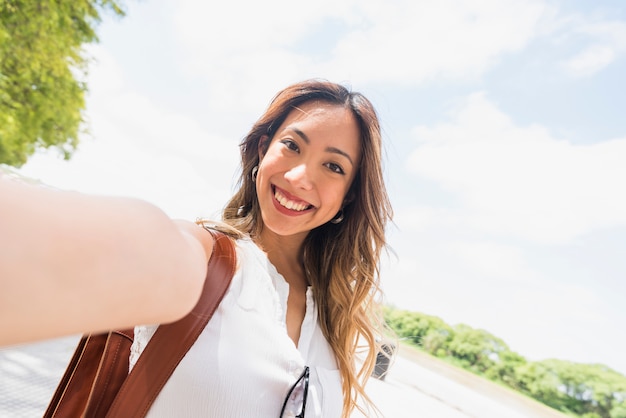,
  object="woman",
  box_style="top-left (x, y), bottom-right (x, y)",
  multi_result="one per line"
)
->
top-left (130, 79), bottom-right (393, 417)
